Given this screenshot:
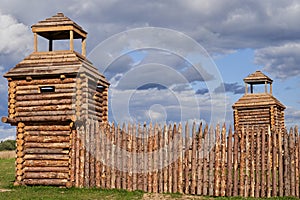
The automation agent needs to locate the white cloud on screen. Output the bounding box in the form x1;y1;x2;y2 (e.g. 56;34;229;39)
0;125;15;141
255;43;300;79
0;11;31;56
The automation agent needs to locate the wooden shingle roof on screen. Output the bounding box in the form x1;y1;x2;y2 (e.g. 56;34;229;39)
31;13;87;40
232;93;285;109
243;70;273;84
4;50;109;86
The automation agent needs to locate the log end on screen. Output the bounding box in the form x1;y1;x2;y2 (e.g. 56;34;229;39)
1;116;16;124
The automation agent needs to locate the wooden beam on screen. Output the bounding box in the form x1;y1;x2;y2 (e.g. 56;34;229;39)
70;30;74;51
34;33;38;52
82;38;86;57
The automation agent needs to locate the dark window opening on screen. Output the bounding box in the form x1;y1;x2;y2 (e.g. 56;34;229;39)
97;85;104;89
40;86;55;93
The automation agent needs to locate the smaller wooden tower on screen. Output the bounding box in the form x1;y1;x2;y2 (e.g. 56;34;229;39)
232;70;285;132
2;13;109;187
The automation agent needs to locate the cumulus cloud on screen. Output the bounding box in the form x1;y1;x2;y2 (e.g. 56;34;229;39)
0;11;32;65
255;43;300;79
285;106;300;127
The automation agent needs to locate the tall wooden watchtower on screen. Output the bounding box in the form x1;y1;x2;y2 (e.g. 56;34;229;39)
232;70;285;132
2;13;109;187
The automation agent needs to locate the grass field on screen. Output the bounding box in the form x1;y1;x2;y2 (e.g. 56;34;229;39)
0;158;299;200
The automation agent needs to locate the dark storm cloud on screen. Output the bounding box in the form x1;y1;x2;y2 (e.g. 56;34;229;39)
196;88;209;95
214;82;244;94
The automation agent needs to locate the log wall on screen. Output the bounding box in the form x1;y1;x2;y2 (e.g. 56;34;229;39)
64;122;300;198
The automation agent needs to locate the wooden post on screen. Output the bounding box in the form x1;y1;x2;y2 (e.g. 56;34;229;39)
172;124;178;193
289;128;295;196
82;38;86;57
255;128;261;198
233;129;239;196
294;127;299;197
177;123;183;194
226;126;233;196
214;124;221;196
220;124;226;197
196;123;203;195
272;127;277;197
34;32;38;52
15;122;25;186
203;125;209;196
143;123;148;192
70;30;74;51
184;122;189;194
249;127;255;197
284;128;290;196
163;124;168;193
132;124;137;191
148;123;153;193
208;126;214;196
49;39;53;51
191;122;197;195
245;127;249;197
239;127;245;197
261;128;266;197
278;128;283;196
266;126;272;198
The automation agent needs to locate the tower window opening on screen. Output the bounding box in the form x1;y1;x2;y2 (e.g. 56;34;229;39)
40;86;55;93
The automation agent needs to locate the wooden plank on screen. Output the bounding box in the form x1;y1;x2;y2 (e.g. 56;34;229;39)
132;124;137;191
249;127;255;197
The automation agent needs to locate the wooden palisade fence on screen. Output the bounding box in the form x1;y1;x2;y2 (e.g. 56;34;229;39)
71;122;300;197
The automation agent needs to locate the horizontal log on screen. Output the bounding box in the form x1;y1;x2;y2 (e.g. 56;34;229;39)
25;136;70;143
15;115;76;122
15;78;76;86
24;125;70;131
25;130;70;136
24;166;69;172
24;154;69;160
23;179;67;186
24;142;70;149
24;160;69;167
24;148;69;154
16;83;76;91
16;88;75;95
16;105;73;112
16;93;75;101
1;117;16;124
15;99;73;107
17;110;75;117
24;172;69;179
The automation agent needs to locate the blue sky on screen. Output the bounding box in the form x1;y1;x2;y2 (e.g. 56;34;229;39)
0;0;299;140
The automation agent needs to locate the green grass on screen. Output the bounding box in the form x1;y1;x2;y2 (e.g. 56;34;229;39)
0;158;143;200
0;158;299;199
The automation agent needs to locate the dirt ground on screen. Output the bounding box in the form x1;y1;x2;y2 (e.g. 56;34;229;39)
142;193;212;200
